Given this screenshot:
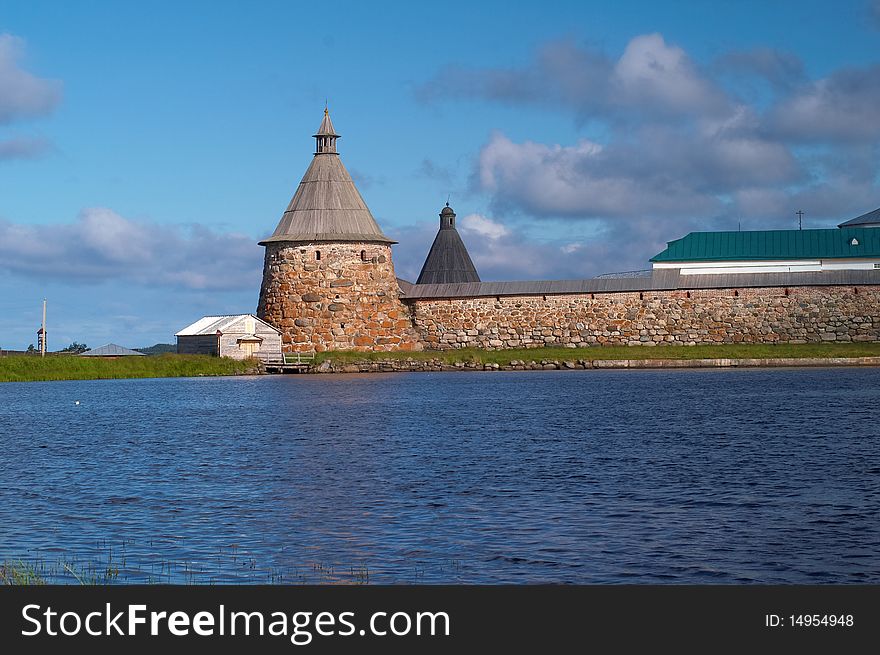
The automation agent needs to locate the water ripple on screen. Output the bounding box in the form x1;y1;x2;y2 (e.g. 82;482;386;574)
0;368;878;584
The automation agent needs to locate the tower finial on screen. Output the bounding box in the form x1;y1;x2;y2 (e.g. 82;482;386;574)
439;199;456;229
314;105;339;154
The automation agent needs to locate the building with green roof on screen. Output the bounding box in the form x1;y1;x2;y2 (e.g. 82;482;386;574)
651;222;880;276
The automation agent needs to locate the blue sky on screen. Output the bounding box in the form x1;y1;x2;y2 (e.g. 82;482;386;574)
1;0;879;348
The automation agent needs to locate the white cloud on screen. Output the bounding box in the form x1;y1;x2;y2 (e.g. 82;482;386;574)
0;33;61;125
713;47;805;91
0;208;262;290
459;212;510;240
766;65;880;142
612;33;728;116
419;32;880;229
418;33;734;122
472;127;873;229
0;135;52;160
475;131;763;219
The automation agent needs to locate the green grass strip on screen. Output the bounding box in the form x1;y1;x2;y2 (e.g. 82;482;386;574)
314;342;880;366
0;353;257;383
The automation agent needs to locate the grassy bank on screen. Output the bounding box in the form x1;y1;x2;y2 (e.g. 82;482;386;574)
0;353;258;383
314;342;880;366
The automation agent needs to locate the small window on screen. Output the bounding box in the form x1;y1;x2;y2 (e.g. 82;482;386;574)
851;238;859;246
361;250;367;261
316;251;321;260
874;263;880;269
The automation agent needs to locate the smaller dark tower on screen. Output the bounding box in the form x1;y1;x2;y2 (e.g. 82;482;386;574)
416;203;481;284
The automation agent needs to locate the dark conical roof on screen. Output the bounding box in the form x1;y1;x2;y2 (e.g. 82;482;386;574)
416;204;480;284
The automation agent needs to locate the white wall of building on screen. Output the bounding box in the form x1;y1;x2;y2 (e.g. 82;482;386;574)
653;258;880;275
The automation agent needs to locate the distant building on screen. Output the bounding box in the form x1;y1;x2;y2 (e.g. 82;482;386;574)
838;207;880;229
175;314;282;361
416;203;480;285
79;344;146;358
651;226;880;276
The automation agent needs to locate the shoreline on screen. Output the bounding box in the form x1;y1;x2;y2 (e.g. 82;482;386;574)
3;345;880;382
303;355;880;374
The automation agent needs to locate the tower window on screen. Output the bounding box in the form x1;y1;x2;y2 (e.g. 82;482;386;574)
316;251;321;260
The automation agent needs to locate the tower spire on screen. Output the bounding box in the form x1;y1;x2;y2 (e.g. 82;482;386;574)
314;106;339;154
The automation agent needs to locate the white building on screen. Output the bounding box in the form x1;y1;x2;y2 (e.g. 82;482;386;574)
176;314;282;361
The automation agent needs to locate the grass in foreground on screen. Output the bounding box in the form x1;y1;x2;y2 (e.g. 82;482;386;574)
0;353;258;383
0;561;45;585
314;342;880;366
1;554;373;585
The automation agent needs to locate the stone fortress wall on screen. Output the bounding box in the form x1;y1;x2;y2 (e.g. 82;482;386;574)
255;111;880;354
405;285;880;350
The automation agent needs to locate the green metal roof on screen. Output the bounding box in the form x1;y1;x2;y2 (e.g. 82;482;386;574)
650;228;880;263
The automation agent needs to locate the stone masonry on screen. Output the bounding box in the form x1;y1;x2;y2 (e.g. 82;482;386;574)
258;241;421;352
406;285;880;349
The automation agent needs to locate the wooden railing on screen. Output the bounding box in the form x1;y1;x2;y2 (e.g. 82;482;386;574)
256;351;316;366
283;352;316;365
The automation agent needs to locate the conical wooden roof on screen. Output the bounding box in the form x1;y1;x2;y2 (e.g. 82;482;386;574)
416;204;481;284
260;111;394;245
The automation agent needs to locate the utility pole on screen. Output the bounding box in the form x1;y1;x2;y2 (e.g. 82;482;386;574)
796;210;804;231
41;299;46;357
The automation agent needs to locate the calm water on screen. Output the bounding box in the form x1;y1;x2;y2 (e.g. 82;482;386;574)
1;368;878;584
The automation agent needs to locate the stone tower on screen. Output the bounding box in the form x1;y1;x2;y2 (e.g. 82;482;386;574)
257;110;421;352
